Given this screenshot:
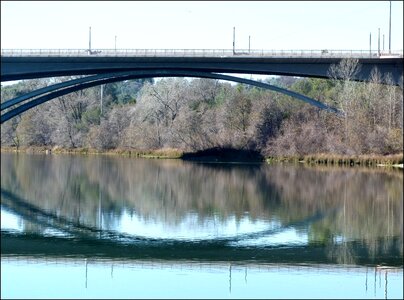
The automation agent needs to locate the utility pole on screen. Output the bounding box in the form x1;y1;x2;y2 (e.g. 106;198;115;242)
115;35;117;51
378;28;380;56
248;35;251;53
233;27;236;54
389;0;391;53
89;26;92;53
383;34;385;51
369;32;372;57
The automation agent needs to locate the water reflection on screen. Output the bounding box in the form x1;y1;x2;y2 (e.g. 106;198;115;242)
1;152;403;268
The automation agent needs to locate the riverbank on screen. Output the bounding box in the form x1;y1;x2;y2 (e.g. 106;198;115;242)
1;146;403;168
0;146;183;159
266;153;403;168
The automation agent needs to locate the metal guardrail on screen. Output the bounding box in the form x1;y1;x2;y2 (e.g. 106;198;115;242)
1;48;403;58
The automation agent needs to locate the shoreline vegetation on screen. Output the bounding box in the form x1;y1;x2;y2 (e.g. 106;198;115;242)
1;146;402;168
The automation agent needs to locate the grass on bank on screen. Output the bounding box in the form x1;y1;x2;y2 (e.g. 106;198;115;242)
0;146;183;159
1;146;402;167
266;153;403;167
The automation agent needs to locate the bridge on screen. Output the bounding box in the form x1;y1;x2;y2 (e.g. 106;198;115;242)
2;48;403;82
1;48;403;123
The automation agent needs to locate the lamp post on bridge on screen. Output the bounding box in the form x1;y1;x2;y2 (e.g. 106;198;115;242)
89;26;92;54
383;34;385;52
389;0;391;54
233;27;236;54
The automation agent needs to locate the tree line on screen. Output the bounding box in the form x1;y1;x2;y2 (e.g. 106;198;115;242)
1;58;403;157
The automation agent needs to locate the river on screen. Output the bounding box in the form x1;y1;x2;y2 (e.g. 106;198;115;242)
1;152;403;299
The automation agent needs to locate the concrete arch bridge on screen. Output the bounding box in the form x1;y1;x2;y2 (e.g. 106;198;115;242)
1;49;403;123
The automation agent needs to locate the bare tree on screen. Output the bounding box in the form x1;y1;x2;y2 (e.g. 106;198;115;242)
133;78;189;148
328;58;361;150
220;85;253;149
1;116;21;148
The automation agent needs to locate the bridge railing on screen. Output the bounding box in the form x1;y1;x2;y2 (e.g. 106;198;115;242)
1;48;403;58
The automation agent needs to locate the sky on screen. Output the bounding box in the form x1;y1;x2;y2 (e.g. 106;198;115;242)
1;1;403;51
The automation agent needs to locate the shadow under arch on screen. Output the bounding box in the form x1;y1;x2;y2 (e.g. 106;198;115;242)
1;70;343;123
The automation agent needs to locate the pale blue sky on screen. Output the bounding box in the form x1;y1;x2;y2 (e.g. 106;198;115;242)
1;1;403;51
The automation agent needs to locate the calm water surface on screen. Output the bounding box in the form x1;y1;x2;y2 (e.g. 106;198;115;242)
1;152;403;299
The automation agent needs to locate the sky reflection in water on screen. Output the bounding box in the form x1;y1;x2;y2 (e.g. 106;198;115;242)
2;257;403;299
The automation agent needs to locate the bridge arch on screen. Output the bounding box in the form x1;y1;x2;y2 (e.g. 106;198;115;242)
1;71;342;123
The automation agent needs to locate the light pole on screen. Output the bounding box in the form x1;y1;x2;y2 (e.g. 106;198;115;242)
378;28;380;56
233;27;236;54
389;0;391;53
383;34;385;52
115;35;117;51
248;35;251;53
89;26;92;53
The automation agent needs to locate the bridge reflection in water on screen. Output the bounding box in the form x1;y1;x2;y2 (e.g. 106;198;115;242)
1;152;403;298
1;183;402;266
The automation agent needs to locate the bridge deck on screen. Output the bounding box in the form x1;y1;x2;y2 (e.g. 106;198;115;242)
2;48;403;58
